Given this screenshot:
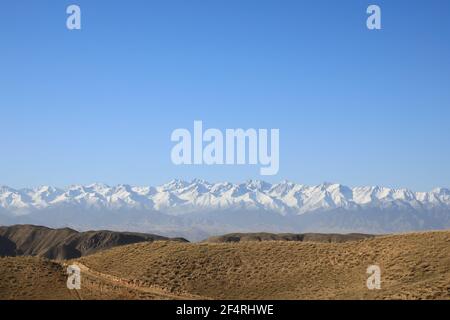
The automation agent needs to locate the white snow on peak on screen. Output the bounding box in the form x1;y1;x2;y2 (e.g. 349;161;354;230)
1;180;449;216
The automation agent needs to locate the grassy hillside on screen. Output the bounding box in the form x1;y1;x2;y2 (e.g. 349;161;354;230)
1;231;448;300
0;256;77;300
0;256;177;300
79;230;450;300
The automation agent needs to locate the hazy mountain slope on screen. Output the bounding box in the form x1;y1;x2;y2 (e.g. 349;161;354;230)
2;181;450;215
79;231;450;300
204;232;375;243
0;225;188;260
1;180;450;240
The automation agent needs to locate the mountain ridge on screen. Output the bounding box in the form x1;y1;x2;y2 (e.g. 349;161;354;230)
204;232;376;243
1;180;450;241
0;224;188;260
1;180;450;215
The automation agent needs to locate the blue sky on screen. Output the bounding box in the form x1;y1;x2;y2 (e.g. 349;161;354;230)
0;0;449;190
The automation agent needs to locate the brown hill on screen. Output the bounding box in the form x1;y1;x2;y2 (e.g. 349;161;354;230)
0;256;168;300
78;230;450;300
204;232;375;243
1;230;449;300
0;256;77;300
0;225;188;260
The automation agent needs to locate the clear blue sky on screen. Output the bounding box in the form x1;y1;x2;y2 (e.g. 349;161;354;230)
1;0;449;191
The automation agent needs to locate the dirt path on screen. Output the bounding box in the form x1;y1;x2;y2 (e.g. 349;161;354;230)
69;262;207;300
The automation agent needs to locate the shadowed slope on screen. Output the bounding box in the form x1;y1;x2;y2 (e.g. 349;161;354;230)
0;235;17;257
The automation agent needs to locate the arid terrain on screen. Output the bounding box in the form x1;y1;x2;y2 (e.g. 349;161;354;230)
0;229;449;300
0;225;187;260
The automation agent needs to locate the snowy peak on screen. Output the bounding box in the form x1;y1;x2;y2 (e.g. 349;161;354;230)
1;180;449;216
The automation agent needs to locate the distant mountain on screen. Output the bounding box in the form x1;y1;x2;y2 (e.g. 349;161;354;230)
204;232;375;243
1;180;449;241
0;225;187;260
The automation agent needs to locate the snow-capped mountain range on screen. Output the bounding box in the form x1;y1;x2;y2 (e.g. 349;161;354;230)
1;180;449;240
1;180;449;215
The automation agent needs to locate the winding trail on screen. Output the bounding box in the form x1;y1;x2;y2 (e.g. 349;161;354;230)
69;262;208;300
